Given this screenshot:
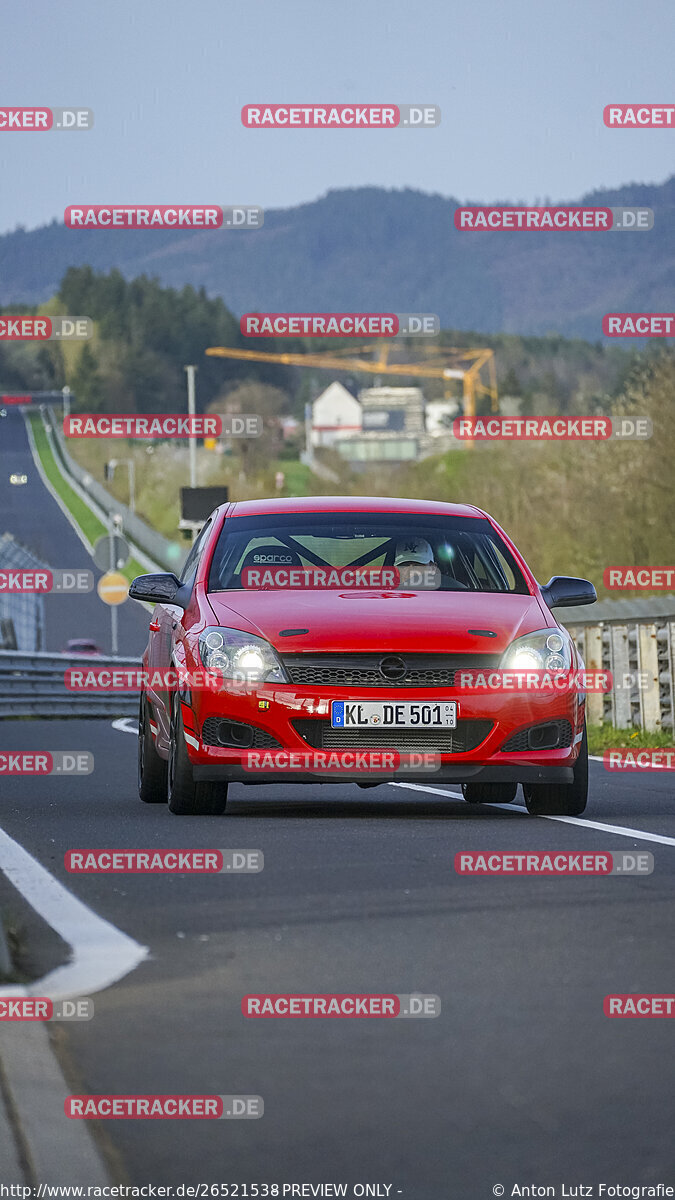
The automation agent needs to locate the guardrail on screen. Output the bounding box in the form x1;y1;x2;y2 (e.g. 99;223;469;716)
0;650;140;719
45;406;186;573
3;609;675;731
562;600;675;733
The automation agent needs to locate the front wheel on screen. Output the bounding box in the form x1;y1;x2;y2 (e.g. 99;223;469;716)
523;724;588;816
167;700;228;816
138;693;167;803
461;782;517;804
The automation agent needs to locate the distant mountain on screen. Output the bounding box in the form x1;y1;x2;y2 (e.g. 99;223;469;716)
1;179;674;340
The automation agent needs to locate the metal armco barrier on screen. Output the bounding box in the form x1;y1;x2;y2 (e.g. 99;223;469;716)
2;615;674;729
561;597;675;732
45;406;186;573
0;650;140;718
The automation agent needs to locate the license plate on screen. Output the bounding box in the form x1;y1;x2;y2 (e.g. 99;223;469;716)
331;701;457;729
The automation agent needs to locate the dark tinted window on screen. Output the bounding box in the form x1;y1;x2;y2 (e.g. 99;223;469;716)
180;517;213;584
208;512;528;594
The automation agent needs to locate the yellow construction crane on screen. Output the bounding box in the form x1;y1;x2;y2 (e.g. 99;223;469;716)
205;340;498;418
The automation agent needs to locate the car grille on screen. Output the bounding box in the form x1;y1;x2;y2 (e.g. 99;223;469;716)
292;718;493;754
201;718;282;749
501;720;573;752
281;653;501;689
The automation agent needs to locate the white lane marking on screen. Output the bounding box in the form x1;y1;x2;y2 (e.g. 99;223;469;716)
391;782;463;799
112;716;138;735
0;825;149;1000
390;782;675;847
111;719;675;848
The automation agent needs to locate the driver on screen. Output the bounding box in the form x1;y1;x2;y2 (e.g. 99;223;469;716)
393;538;440;589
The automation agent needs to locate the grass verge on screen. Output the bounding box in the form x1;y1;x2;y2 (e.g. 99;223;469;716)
587;723;674;754
27;413;147;582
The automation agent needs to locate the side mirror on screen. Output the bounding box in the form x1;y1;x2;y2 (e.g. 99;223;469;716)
540;576;597;609
128;572;190;607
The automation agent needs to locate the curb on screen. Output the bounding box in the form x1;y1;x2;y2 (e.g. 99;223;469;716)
0;824;148;1182
0;1023;110;1184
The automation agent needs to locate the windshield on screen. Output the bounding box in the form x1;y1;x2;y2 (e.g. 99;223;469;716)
207;512;529;594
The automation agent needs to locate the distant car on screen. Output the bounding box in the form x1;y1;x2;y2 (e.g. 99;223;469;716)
9;473;27;485
130;495;596;818
63;638;102;657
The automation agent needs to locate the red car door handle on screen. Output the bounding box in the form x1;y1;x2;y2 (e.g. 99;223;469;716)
149;620;160;631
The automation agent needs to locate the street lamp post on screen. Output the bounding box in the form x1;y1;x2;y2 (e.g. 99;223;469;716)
184;365;198;489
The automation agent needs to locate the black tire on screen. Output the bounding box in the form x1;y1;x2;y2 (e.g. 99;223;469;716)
167;699;228;816
461;782;518;804
523;724;588;816
138;693;168;804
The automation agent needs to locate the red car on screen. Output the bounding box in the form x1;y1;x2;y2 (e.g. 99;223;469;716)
129;496;596;817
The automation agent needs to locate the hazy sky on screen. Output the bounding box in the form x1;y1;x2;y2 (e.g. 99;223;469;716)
1;0;674;234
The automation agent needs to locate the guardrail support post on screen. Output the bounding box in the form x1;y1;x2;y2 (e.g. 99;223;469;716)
637;623;661;731
610;625;632;728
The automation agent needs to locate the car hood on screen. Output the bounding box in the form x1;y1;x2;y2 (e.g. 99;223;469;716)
205;590;548;655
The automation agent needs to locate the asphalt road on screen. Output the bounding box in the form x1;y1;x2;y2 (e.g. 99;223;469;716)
1;715;674;1196
1;410;674;1193
0;406;149;654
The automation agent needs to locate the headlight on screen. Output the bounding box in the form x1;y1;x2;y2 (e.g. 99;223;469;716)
500;628;572;672
198;627;288;684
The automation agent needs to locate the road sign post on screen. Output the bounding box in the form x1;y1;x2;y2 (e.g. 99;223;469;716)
94;527;130;655
97;568;129;655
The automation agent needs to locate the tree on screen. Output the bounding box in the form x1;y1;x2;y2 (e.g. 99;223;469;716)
208;381;289;477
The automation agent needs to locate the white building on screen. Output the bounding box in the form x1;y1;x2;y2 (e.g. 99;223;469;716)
311;381;362;447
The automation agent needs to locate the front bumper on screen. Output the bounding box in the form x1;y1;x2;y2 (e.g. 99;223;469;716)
193;762;575;785
179;678;584;787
